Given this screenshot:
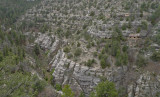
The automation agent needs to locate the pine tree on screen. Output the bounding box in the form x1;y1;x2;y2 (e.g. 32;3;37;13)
34;44;40;56
90;80;118;97
62;85;74;97
0;51;3;62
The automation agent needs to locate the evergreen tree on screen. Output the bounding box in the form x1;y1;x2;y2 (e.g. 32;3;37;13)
62;85;74;97
90;80;118;97
34;44;40;56
0;51;3;62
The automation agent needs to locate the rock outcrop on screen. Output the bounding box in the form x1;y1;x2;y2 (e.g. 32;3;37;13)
51;50;160;97
34;33;60;56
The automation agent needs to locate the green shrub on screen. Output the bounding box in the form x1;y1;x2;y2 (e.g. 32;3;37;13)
84;33;91;40
33;80;45;92
74;48;82;57
100;58;110;69
34;44;40;56
90;80;118;97
150;6;160;25
90;11;95;16
136;54;147;67
100;58;106;69
87;43;91;48
115;51;128;66
122;45;128;52
79;92;85;97
141;21;148;30
65;30;71;38
115;58;122;66
77;42;81;47
55;83;62;91
67;53;73;59
93;52;98;57
62;85;74;97
51;68;55;74
111;40;120;56
98;53;107;60
64;47;70;53
137;27;141;33
122;24;127;30
140;2;149;11
83;24;87;29
153;33;160;45
0;51;3;62
85;59;96;67
151;51;160;62
98;13;105;20
151;2;159;9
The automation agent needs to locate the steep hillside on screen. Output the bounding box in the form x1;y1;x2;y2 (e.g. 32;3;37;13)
0;0;59;97
1;0;160;97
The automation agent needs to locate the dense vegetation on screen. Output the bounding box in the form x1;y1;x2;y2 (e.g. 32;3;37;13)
0;0;41;27
0;48;46;96
90;80;118;97
62;85;75;97
150;5;160;25
0;0;46;96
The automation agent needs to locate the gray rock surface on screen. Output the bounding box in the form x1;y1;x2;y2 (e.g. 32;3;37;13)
51;50;160;97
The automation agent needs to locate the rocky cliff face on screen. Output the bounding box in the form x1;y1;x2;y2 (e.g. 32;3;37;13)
30;32;160;97
49;49;160;97
132;73;160;97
